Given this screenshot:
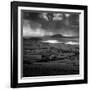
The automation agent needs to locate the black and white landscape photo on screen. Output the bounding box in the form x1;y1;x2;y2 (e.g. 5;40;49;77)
22;10;80;77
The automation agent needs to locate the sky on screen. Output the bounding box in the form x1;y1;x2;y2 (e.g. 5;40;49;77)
22;10;80;37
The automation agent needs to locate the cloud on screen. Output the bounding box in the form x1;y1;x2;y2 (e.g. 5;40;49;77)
65;14;70;18
22;11;79;37
40;13;63;21
23;20;54;37
53;13;63;21
39;13;49;21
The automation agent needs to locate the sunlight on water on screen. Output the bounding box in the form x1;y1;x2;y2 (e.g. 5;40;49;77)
42;40;60;43
42;40;79;45
65;41;79;45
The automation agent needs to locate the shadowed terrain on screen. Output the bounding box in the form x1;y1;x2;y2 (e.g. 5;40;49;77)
23;34;79;77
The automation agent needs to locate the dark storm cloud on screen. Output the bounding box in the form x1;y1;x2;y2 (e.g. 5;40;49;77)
22;11;80;37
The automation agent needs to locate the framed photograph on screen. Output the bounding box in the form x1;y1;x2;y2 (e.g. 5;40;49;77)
11;1;88;88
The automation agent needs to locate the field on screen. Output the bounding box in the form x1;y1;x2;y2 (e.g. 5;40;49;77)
23;37;79;77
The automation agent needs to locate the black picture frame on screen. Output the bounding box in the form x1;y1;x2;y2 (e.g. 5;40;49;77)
11;1;88;88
